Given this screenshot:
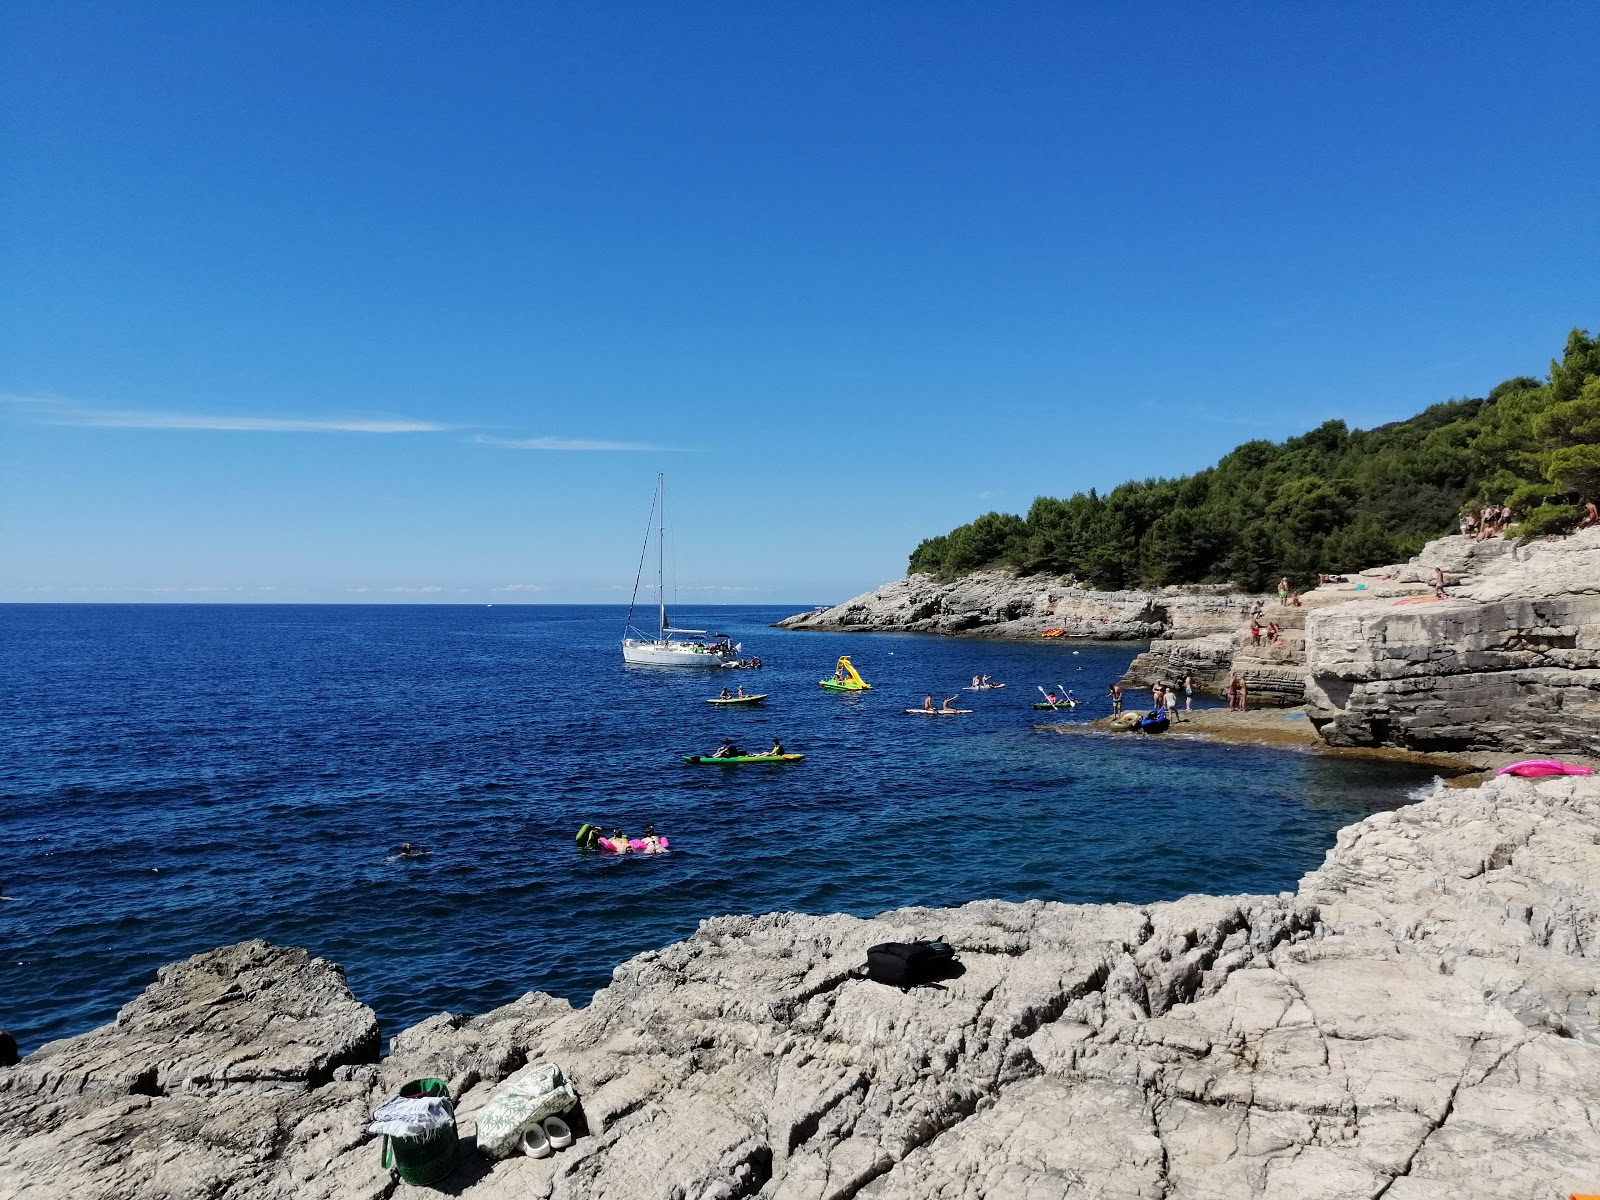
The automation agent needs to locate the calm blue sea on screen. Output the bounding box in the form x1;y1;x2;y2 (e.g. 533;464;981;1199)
0;605;1443;1054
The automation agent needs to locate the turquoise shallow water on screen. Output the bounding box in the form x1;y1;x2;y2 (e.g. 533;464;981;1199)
0;604;1444;1053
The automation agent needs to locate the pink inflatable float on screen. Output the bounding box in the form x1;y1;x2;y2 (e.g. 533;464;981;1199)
1496;759;1593;778
599;836;670;854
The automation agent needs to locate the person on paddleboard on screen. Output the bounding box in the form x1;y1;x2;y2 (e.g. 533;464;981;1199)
923;694;936;711
719;687;731;700
941;695;959;712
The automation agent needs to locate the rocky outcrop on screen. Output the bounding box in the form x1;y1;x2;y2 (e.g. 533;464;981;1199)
5;776;1599;1199
777;572;1261;641
1307;529;1600;755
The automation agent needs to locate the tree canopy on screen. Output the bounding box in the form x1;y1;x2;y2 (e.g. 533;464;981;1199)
908;327;1600;592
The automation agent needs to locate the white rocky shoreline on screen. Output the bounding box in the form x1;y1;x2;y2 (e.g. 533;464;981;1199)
3;771;1598;1199
781;529;1600;759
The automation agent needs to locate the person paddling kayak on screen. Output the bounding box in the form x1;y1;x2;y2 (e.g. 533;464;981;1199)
711;738;744;759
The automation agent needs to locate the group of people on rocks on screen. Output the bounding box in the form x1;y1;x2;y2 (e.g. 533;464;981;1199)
1462;504;1515;541
1249;617;1285;647
1109;677;1193;721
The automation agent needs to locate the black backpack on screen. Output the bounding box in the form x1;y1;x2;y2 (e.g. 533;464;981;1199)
864;939;958;989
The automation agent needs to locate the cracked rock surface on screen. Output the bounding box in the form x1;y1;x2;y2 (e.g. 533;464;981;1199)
3;776;1597;1199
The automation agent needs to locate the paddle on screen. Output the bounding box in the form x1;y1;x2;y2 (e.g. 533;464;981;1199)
1057;683;1076;707
1036;685;1063;709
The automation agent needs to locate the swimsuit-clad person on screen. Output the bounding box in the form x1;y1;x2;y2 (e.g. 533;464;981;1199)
712;739;741;759
609;829;632;854
641;824;665;853
768;738;784;757
941;695;958;712
1109;683;1123;713
719;687;731;700
923;694;936;711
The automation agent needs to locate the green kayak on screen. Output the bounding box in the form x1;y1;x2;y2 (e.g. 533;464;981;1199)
706;694;768;705
684;753;805;764
1032;701;1078;710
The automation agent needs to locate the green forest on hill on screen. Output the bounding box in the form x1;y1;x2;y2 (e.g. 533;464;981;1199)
907;327;1600;592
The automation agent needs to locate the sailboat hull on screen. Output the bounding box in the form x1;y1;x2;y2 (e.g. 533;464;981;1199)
622;640;736;667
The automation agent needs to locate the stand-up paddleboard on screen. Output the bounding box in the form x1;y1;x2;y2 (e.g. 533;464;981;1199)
706;694;768;705
904;708;973;715
1496;758;1593;777
964;683;1005;690
684;753;805;764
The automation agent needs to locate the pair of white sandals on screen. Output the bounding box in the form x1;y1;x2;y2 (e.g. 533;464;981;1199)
520;1115;574;1158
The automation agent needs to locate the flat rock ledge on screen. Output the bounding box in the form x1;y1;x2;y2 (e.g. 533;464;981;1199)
5;776;1599;1199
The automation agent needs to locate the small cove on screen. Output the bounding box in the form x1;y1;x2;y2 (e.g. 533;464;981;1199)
0;604;1446;1053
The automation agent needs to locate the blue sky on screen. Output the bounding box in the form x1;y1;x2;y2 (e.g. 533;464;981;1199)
2;2;1596;603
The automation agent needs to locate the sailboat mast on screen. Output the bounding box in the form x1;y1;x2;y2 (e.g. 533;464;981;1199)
657;473;666;637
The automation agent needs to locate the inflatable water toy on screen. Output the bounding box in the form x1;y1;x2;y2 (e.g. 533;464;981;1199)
1107;711;1144;730
904;708;973;715
1496;759;1593;778
706;694;768;705
1139;711;1170;734
684;753;805;764
599;836;670;853
819;656;871;691
1040;629;1065;637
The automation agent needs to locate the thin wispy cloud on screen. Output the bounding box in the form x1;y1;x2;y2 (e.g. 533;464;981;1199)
494;583;544;592
386;585;444;593
471;434;664;452
1;394;445;433
69;412;446;433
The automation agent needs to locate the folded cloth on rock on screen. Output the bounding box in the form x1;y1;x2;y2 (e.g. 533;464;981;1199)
368;1096;456;1139
475;1062;579;1159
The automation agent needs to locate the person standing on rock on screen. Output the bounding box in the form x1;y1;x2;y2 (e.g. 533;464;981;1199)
1238;675;1249;711
1276;578;1290;606
1108;682;1123;713
1183;674;1194;712
1163;685;1180;724
1433;566;1446;599
1227;674;1242;711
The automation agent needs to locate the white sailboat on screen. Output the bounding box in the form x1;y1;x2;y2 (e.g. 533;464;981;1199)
622;474;739;667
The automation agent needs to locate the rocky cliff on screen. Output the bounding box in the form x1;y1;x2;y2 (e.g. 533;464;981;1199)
777;572;1261;641
1305;528;1600;756
5;773;1598;1199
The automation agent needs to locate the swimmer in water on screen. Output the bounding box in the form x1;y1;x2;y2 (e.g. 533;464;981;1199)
395;843;429;858
641;824;665;853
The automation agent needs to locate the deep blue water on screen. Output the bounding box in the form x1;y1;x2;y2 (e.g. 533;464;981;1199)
0;605;1443;1054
